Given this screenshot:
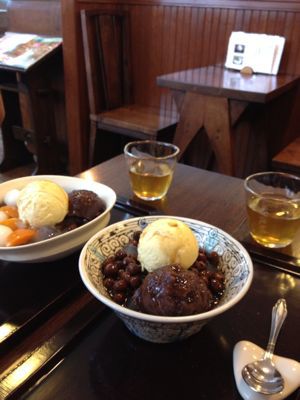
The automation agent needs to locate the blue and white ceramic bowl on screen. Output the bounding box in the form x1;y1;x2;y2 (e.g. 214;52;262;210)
79;216;253;343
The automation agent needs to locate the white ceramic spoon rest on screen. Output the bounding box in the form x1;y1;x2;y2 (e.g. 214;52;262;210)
233;340;300;400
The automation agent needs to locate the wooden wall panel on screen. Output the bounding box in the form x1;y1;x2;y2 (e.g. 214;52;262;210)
8;0;62;35
62;0;300;173
125;5;300;110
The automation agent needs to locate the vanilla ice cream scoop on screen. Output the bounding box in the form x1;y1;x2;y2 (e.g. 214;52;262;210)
17;180;69;228
137;218;199;272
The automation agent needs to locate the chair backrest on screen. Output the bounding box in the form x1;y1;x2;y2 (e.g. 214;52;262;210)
81;9;133;115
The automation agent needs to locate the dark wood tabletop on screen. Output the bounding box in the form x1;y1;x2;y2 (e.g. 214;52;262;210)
157;64;300;103
0;155;299;400
157;64;300;178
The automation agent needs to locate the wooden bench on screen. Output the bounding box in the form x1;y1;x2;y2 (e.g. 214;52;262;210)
272;137;300;174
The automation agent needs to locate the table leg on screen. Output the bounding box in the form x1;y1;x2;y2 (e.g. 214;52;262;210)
0;90;33;171
203;95;235;176
173;92;235;176
172;92;205;155
21;70;62;175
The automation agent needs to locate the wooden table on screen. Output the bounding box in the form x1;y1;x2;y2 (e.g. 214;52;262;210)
0;155;300;399
0;47;64;174
157;65;300;177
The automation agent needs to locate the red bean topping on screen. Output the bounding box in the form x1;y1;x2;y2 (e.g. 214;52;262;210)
103;278;114;289
115;250;126;260
115;260;124;269
113;279;128;292
206;270;214;279
119;270;131;282
194;260;206;271
212;271;225;282
103;263;119;277
113;292;126;304
207;251;219;267
199;271;209;285
197;253;207;262
129;276;141;288
99;230;225;309
118;268;125;277
123;256;134;266
132;231;142;242
126;262;141;276
217;271;225;280
102;256;115;266
210;278;224;294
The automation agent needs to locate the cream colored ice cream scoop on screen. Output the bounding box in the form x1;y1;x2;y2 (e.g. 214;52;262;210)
17;180;69;228
137;218;199;272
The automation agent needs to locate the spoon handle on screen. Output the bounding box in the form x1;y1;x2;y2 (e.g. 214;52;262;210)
263;298;287;361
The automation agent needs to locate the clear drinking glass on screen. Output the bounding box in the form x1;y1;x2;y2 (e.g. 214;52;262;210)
244;171;300;248
124;140;180;201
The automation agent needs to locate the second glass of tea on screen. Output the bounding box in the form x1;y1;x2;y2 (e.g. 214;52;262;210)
244;171;300;248
124;140;180;201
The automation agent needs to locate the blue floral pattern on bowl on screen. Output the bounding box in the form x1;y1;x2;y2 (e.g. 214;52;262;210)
79;216;253;343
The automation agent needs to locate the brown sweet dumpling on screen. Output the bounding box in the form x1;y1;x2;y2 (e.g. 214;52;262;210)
68;190;106;220
131;264;213;316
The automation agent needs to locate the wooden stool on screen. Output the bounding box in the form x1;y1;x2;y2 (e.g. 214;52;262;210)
272;137;300;174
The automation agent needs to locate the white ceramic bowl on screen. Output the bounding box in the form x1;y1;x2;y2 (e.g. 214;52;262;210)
79;215;253;343
0;175;116;263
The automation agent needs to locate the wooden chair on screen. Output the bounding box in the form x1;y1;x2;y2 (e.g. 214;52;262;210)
272;137;300;174
81;9;177;166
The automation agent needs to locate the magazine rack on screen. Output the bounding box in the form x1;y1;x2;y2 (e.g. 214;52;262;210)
0;34;63;174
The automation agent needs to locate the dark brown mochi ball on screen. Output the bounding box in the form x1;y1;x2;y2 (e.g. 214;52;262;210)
131;264;213;316
68;190;106;220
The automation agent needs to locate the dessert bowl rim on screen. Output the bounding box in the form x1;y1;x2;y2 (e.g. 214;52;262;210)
0;174;117;251
79;215;254;323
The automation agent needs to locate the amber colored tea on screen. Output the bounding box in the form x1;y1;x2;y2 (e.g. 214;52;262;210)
247;193;300;248
129;161;173;200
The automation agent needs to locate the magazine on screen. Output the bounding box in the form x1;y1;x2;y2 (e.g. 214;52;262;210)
0;32;62;71
225;32;285;75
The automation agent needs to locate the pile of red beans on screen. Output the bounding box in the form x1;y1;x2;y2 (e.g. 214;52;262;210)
102;231;144;304
101;231;225;306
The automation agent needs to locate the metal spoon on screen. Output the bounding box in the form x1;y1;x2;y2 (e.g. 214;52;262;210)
242;298;288;395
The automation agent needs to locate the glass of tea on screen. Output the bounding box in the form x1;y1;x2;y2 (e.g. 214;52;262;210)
124;140;180;201
244;171;300;248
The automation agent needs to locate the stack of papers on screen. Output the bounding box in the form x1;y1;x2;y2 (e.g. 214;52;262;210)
0;32;62;71
225;32;285;75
